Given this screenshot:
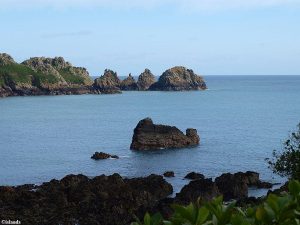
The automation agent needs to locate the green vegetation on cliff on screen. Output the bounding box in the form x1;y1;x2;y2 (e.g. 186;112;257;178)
0;63;60;87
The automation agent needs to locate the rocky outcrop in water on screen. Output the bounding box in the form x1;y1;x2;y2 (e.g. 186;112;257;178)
91;152;119;160
163;171;175;177
1;52;208;98
149;66;207;91
137;69;156;90
93;69;122;94
130;118;200;150
120;73;138;90
0;173;173;225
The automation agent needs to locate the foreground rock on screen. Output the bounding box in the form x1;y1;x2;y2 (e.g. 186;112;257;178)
130;118;200;150
0;174;173;225
149;66;207;91
93;69;122;94
137;69;156;90
176;178;220;204
91;152;119;160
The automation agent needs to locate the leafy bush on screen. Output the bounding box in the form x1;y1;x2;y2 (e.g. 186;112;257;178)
133;180;300;225
268;123;300;180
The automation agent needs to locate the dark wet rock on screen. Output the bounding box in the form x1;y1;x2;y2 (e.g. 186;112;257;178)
163;171;175;177
130;118;200;150
236;196;262;207
0;173;172;225
215;173;248;201
149;66;207;91
184;172;205;180
137;69;156;90
176;178;220;204
91;152;119;160
93;69;122;94
257;181;273;189
120;73;138;90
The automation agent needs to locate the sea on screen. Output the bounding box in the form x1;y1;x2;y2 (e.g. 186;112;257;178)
1;75;300;196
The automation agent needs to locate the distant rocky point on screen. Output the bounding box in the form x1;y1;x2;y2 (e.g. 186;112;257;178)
149;66;207;91
130;117;200;150
0;53;207;97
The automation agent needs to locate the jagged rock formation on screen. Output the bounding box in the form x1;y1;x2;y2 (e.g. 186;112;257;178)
0;173;173;225
0;53;16;66
0;53;94;97
149;66;207;91
137;69;156;90
93;69;122;94
22;56;93;87
1;52;208;98
120;73;138;90
130;118;200;150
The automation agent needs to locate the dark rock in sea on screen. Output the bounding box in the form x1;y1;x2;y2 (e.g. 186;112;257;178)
215;172;248;201
0;173;173;225
163;171;175;177
120;73;138;90
149;66;207;91
137;69;156;90
91;151;119;160
176;178;220;204
257;181;273;189
93;69;122;94
184;172;205;180
130;117;200;150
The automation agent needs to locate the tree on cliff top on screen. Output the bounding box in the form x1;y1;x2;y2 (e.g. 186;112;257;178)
268;123;300;180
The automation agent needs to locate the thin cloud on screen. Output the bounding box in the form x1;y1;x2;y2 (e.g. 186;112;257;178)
0;0;299;11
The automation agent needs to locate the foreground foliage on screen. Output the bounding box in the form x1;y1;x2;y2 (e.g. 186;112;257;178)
268;123;300;180
132;180;300;225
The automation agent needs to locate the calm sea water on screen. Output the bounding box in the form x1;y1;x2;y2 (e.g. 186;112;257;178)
0;76;300;195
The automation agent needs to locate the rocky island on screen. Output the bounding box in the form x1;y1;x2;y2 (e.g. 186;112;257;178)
130;118;200;150
0;53;207;97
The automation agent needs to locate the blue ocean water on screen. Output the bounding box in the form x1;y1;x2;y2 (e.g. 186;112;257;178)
0;75;300;195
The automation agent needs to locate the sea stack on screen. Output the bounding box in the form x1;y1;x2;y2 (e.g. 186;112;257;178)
130;118;200;150
149;66;206;91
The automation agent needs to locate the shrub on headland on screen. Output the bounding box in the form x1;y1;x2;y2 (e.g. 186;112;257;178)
132;180;300;225
268;123;300;180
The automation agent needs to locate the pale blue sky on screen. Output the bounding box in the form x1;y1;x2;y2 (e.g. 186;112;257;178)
0;0;299;76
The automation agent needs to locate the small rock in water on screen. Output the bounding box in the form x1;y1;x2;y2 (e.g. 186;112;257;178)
184;172;205;180
163;171;175;177
91;152;119;160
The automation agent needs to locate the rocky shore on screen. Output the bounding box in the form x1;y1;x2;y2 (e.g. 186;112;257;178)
0;171;276;225
0;53;207;98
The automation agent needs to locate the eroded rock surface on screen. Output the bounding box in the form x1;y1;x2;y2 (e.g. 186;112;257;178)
130;118;200;150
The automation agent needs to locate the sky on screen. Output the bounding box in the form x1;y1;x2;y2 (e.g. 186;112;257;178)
0;0;299;76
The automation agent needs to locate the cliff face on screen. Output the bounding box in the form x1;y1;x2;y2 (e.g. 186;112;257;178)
149;66;207;91
0;53;93;97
